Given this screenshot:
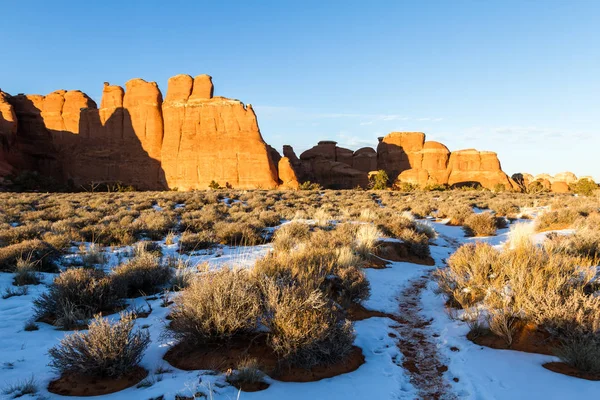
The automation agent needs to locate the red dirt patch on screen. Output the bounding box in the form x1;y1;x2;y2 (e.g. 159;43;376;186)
467;323;559;356
374;241;435;266
543;362;600;381
164;335;365;383
48;367;147;396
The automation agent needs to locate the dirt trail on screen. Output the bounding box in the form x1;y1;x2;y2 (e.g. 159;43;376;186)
392;232;460;399
393;272;456;400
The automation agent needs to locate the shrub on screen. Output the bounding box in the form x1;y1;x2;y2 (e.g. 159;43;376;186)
179;231;216;253
48;312;150;378
263;280;355;368
169;269;262;345
13;257;41;286
436;203;473;225
535;208;581;231
396;228;431;258
272;222;311;252
370;170;389;190
214;222;264;246
555;334;600;374
569;179;598;197
225;358;266;389
299;181;322;190
34;268;124;329
1;376;38;398
463;212;497;237
354;224;381;258
112;253;172;297
0;240;59;272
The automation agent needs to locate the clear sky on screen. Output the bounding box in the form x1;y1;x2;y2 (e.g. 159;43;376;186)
2;0;598;180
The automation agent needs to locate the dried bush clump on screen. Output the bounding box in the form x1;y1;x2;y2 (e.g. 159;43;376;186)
48;312;150;378
34;268;125;329
169;269;263;344
263;280;355;368
463;212;498;237
112;253;172;297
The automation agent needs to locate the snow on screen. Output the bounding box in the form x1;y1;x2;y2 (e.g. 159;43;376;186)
0;211;596;399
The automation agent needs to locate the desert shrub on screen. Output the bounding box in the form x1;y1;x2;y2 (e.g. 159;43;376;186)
34;268;124;329
0;240;59;272
434;242;502;307
179;231;216;253
13;257;41;286
436;203;474;225
569;178;598;197
409;203;433;219
488;200;519;217
112;253;172;297
169;269;262;344
79;244;107;268
42;232;72;252
48;312;150;378
354;224;382;258
535;208;582;231
331;265;371;307
377;215;415;238
272;222;311;252
370;170;389;190
133;211;175;240
555;334;600;374
463;212;497;237
299;181;322;190
225;357;266;389
132;240;163;257
263;280;355;368
214;221;264;246
396;228;431;258
258;210;281;227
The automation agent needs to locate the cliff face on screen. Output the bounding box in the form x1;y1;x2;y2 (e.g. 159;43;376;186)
1;74;279;190
0;91;17;176
161;74;279;190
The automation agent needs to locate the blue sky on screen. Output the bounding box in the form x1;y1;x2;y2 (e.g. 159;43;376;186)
2;0;599;179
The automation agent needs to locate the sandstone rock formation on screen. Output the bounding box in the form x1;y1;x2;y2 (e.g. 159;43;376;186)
278;157;299;189
161;74;278;190
377;132;425;180
446;149;517;190
0;91;17;177
1;74;279;190
512;172;596;193
296;141;369;189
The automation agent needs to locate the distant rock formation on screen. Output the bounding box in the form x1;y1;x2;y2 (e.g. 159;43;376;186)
512;171;596;193
445;149;517;190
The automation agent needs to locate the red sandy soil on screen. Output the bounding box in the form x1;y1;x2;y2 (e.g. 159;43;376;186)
164;335;365;384
467;323;559;356
543;362;600;381
48;367;147;396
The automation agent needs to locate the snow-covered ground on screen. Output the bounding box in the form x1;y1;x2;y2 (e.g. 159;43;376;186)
0;213;596;399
